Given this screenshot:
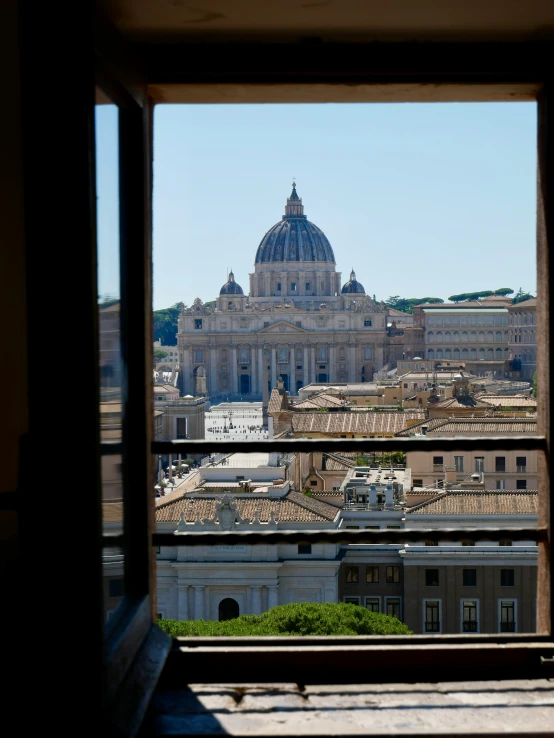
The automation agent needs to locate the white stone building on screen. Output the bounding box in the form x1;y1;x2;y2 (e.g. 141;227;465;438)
177;184;388;401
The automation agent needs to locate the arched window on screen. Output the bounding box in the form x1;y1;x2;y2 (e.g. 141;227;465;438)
453;331;459;342
470;331;477;342
487;348;494;359
436;349;443;359
496;348;503;359
427;349;435;359
461;331;468;343
495;330;502;341
445;348;452;359
219;598;240;621
436;331;443;343
195;349;203;363
470;348;477;359
364;346;372;360
478;331;485;343
479;348;485;360
445;331;451;343
504;348;509;358
240;347;249;362
453;348;460;359
427;332;434;343
461;348;468;359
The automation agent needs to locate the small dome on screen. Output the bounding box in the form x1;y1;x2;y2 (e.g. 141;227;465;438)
341;269;365;294
219;271;244;295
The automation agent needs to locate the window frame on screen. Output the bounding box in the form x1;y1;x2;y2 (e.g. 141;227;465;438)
21;14;554;733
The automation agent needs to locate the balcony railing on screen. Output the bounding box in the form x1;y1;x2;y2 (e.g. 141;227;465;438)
500;622;516;633
462;621;478;632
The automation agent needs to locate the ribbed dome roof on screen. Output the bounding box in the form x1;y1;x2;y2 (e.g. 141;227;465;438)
254;184;335;264
341;269;365;294
219;271;244;295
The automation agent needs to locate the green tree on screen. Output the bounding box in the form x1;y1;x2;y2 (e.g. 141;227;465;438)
532;372;537;399
512;288;535;305
153;302;185;345
154;349;168;361
157;602;413;636
494;287;514;296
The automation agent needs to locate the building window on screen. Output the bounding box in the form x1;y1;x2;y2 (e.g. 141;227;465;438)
463;569;477;587
433;456;444;467
454;456;464;472
386;598;402;619
424;600;441;633
516;479;527;490
499;600;517;633
364;346;372;360
194;349;203;362
305;282;311;290
298;543;312;555
345;566;359;583
296;321;302;328
291;282;297;291
501;569;515;587
499;539;513;546
387;525;401;530
386;566;400;583
194;319;202;329
425;569;439;586
264;322;269;328
366;566;379;583
277;282;281;291
310;480;318;486
364;319;372;327
475;457;485;472
343;597;360;605
109;578;124;598
462;540;475;546
413;479;423;487
495;456;506;472
364;597;380;613
496;480;505;490
462;600;479;633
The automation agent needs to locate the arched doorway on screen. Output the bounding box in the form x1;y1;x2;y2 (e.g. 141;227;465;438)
218;597;240;621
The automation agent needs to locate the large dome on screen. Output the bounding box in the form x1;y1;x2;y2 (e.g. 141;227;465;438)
254;184;335;265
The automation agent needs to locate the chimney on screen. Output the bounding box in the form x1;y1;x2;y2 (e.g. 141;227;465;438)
368;485;378;506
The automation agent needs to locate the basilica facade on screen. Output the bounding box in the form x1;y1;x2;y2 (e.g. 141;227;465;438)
177;184;388;400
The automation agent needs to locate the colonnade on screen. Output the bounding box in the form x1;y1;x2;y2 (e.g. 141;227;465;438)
177;583;280;620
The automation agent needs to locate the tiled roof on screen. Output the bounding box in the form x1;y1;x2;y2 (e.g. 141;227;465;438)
408;490;538;515
103;501;123;523
508;297;537;309
293;392;347;410
292;411;425;436
155;490;339;523
268;388;288;414
431;396;492;409
475;394;537;408
396;416;537;436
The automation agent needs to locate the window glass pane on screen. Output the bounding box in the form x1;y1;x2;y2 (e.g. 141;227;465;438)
96;86;125;619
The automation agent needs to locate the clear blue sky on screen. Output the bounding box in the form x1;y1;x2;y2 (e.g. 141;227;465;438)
96;103;537;311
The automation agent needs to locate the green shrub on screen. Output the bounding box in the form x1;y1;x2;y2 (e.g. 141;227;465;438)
157;602;413;637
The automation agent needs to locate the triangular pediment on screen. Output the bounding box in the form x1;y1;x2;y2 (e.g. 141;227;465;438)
257;320;309;334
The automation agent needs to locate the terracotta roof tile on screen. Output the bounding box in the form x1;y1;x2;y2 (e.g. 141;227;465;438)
407;490;538;515
292;411;425;436
396;417;537;436
155;490;339;523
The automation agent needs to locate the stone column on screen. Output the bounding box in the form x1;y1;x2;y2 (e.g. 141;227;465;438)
251;585;262;615
231;346;238;396
177;585;189;620
193;585;205;620
289;347;295;394
303;346;309;387
267;585;279;609
258;346;263;396
271;346;277;389
182;346;192;395
349;343;356;383
210;345;217;396
328;344;334;382
310;345;316;382
251;343;257;396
